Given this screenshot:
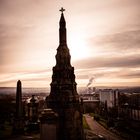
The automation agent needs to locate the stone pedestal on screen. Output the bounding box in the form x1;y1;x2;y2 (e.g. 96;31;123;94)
13;118;24;134
40;109;58;140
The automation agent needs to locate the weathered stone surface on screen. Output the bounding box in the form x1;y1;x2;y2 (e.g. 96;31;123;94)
40;109;58;140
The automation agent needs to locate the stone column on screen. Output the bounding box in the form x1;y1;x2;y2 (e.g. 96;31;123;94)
13;80;24;134
40;109;58;140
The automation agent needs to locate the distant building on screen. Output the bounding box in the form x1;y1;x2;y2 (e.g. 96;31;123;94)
80;87;99;113
82;87;99;100
117;92;140;139
99;89;119;108
46;8;84;140
118;93;140;121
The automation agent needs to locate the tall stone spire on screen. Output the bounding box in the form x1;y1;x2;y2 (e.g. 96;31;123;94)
59;9;66;45
51;8;77;97
47;8;84;140
56;8;71;67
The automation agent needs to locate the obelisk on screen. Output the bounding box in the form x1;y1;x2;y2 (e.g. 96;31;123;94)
16;80;22;118
13;80;24;134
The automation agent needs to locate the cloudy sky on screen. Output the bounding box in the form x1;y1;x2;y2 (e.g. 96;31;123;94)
0;0;140;87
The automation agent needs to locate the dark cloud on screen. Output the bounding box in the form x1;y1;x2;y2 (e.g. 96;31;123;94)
74;54;140;69
0;23;33;49
76;74;88;79
0;23;33;37
94;69;140;79
120;70;140;78
89;29;140;52
0;69;51;85
0;23;36;68
0;0;52;19
0;77;49;84
75;68;140;82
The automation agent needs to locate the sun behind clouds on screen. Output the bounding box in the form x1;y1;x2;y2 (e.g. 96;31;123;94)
68;32;90;60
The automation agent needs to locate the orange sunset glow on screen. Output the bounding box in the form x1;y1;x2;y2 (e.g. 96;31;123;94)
0;0;140;87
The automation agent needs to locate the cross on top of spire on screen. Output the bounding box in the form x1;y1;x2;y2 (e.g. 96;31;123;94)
59;7;65;13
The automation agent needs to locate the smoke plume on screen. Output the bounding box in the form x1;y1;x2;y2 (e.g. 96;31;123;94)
87;77;95;87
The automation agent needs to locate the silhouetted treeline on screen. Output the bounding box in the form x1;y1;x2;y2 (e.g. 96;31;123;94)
119;87;140;93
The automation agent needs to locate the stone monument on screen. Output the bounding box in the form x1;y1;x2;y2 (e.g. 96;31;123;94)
47;8;84;140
